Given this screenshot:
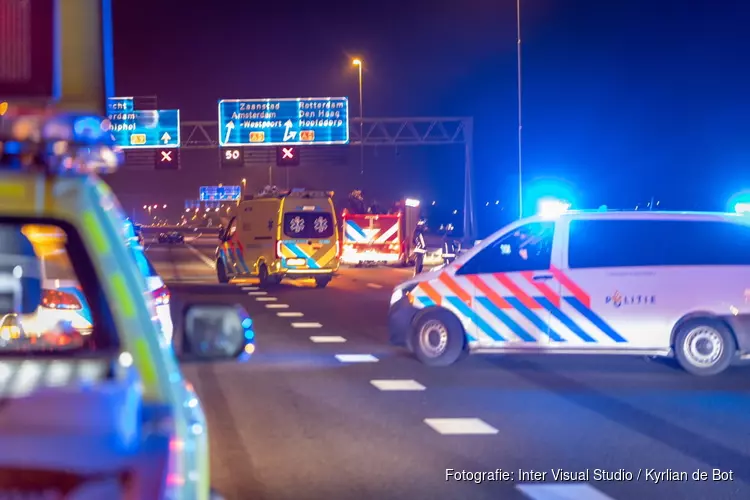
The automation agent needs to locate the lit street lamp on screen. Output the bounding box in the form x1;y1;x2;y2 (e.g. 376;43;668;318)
352;58;364;176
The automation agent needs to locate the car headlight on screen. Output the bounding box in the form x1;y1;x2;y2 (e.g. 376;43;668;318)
390;288;404;306
390;283;417;306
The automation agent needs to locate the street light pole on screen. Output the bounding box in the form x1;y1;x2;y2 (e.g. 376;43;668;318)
516;0;524;218
353;58;364;176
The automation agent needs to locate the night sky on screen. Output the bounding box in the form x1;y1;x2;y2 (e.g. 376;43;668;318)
112;0;750;233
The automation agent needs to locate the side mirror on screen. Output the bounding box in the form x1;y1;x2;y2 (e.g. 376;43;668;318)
181;303;254;361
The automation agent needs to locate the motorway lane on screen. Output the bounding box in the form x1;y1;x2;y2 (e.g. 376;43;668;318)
147;243;750;500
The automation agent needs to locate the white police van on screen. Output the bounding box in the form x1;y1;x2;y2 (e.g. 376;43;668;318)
388;210;750;375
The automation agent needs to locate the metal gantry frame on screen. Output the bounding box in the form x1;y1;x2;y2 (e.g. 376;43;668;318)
180;117;475;240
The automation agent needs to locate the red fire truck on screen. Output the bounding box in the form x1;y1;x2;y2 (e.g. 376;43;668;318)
341;198;421;266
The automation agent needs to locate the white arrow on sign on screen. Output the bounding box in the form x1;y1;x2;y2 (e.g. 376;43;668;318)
224;121;235;144
282;119;297;142
161;132;171;144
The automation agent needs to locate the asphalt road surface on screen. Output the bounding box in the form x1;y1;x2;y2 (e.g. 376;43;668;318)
147;238;750;500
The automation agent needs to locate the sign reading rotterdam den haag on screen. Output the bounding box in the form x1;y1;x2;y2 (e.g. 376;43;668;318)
218;97;349;147
107;97;181;149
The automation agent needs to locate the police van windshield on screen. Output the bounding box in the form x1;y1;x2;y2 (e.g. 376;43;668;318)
283;212;334;239
0;222;117;356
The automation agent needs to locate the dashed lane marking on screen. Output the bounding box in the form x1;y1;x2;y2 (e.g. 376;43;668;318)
370;379;425;391
366;283;383;289
185;244;216;270
335;354;379;363
256;297;277;302
291;322;322;328
278;312;304;317
242;286;259;291
423;418;498;435
310;336;347;343
247;291;267;296
265;304;289;309
516;484;616;500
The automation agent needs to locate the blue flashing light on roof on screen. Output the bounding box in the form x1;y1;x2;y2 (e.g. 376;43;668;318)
537;198;571;218
0;110;122;174
734;202;750;214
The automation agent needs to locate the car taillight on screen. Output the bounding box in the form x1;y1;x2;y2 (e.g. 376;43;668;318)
276;240;283;258
152;285;170;306
41;289;82;310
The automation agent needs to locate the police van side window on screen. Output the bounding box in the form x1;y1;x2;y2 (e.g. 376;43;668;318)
568;219;750;268
457;222;554;275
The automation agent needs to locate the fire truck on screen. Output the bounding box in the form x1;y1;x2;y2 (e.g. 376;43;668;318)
341;198;421;266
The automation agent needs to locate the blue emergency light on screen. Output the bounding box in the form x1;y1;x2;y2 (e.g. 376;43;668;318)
0;111;121;174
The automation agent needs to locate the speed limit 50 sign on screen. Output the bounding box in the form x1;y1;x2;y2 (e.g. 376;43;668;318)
220;147;244;168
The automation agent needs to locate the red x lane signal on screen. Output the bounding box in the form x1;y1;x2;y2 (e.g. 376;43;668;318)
155;148;180;169
276;146;300;166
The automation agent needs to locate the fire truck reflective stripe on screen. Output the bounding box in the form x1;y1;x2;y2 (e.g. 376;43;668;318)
475;297;536;342
438;273;471;305
492;273;542;310
535;297;596;343
374;222;399;244
416;282;443;306
564;297;628;343
283;242;320;269
502;297;565;342
550;265;591;308
467;275;512;308
444;297;488;342
520;271;561;307
345;221;367;242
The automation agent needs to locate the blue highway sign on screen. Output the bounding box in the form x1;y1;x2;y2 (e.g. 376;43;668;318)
108;109;180;149
107;97;134;113
200;185;242;202
218;97;349;147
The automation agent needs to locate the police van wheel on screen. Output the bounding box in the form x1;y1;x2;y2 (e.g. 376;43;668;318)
216;260;229;283
412;310;466;367
674;319;736;376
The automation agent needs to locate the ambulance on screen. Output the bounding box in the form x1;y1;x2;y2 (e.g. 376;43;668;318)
389;209;750;376
216;187;341;288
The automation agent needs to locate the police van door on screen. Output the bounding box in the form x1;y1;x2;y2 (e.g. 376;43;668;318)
454;221;556;348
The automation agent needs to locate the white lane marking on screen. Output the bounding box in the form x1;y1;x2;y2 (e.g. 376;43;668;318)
247;291;267;296
370;379;425;391
516;484;616;500
335;354;378;363
242;286;259;291
256;297;277;302
423;418;498;435
291;322;322;328
185;244;216;270
265;304;289;309
310;336;347;343
366;283;383;289
278;312;304;317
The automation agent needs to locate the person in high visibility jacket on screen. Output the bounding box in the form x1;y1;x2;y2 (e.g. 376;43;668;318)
412;219;427;275
441;223;460;265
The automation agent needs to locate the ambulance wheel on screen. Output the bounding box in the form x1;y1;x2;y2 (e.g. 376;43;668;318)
315;276;331;288
412;309;466;366
674;319;736;376
216;260;228;283
258;263;273;288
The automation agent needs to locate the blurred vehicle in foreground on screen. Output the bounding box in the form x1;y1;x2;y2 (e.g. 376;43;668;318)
0;110;254;499
390;208;750;376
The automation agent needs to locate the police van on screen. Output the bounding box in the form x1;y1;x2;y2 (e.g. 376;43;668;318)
216;188;340;288
388;210;750;376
